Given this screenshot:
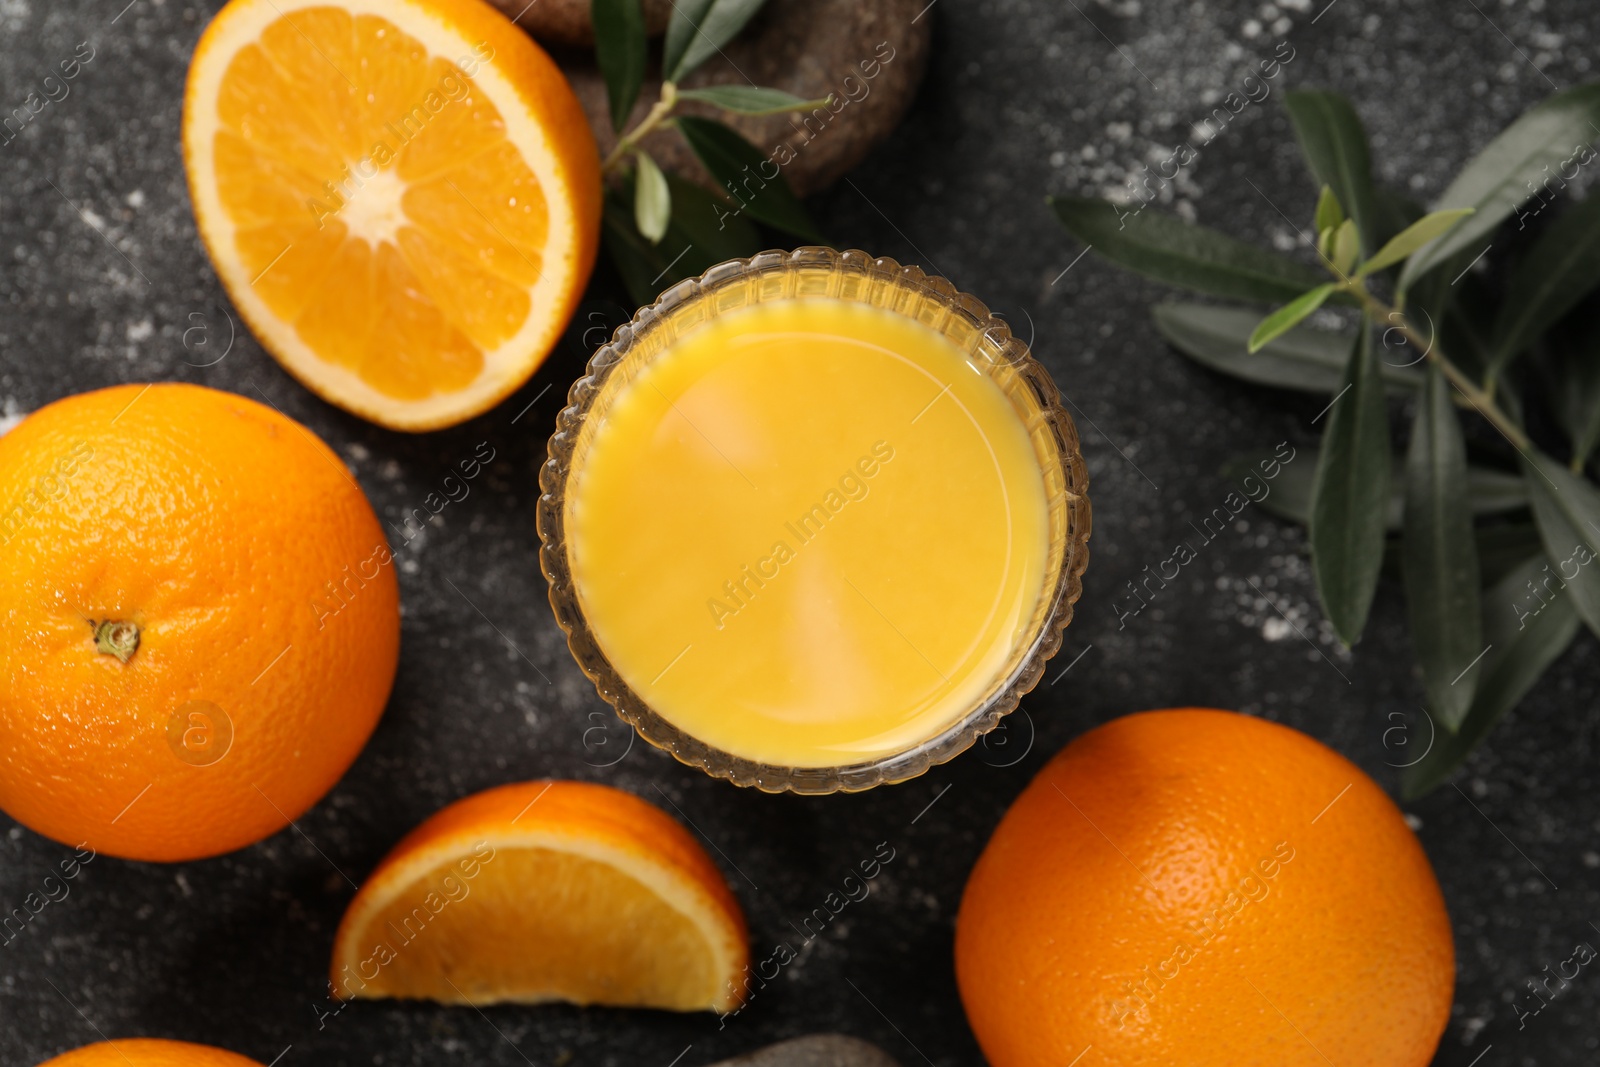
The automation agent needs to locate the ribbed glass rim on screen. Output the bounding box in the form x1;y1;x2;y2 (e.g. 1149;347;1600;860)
537;247;1091;793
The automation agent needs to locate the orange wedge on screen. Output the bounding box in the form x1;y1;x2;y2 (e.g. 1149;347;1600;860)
329;780;749;1012
183;0;601;431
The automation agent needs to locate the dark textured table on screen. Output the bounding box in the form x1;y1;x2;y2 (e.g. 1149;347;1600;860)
3;0;1599;1064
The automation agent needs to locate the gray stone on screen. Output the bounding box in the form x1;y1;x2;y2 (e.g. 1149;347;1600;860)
482;0;673;47
561;0;932;197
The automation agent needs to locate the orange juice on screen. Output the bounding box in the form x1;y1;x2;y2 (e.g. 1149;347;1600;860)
564;297;1054;769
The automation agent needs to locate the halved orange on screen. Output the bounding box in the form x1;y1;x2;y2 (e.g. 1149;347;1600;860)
38;1039;265;1066
183;0;601;430
330;780;749;1012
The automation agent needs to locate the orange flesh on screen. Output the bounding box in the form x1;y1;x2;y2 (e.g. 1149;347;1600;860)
353;847;719;1008
212;7;548;399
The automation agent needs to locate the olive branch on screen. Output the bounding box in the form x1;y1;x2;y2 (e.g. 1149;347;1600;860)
591;0;827;304
1054;86;1600;795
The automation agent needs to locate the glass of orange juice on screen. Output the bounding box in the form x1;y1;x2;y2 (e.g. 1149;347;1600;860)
539;248;1090;792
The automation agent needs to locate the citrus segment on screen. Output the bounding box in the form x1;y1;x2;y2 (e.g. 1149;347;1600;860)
330;781;748;1012
184;0;601;430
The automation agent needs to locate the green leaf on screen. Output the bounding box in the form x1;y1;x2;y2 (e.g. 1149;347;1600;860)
1358;208;1476;277
1402;552;1581;798
1489;194;1600;378
1316;226;1336;262
1050;198;1329;304
603;208;668;308
659;172;763;261
1285;90;1379;256
1223;449;1525;530
1520;449;1600;639
1153;303;1423;395
1476;522;1544;586
1402;366;1483;730
1466;466;1535;516
1548;309;1600;465
602;171;763;306
676;85;829;115
1563;360;1600;465
662;0;712;79
1383;188;1492;371
1309;320;1392;645
602;203;675;308
1314;185;1344;236
676;116;822;242
632;151;671;242
592;0;647;132
1496;379;1527;429
1431;264;1498;383
1331;219;1360;276
663;0;768;83
1400;83;1600;289
1370;186;1424;247
1248;284;1338;353
1225;451;1317;528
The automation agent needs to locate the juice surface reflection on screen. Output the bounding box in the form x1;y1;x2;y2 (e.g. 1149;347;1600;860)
567;298;1051;768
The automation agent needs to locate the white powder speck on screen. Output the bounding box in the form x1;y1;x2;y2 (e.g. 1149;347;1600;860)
0;398;25;435
0;0;28;33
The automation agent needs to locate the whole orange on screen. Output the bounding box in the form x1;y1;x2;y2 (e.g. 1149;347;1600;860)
0;383;400;862
38;1039;265;1066
955;708;1453;1067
